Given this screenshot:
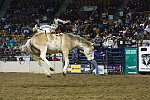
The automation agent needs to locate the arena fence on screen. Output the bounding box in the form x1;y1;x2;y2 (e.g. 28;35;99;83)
0;45;150;74
67;46;150;75
0;55;63;74
98;48;125;74
67;47;125;74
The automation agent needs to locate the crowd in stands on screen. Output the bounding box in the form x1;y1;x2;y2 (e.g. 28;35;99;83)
0;0;150;61
0;0;4;9
0;0;64;61
60;0;123;21
60;0;150;48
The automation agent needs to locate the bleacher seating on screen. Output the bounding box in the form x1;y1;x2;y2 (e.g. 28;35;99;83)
0;0;4;8
0;0;64;58
60;0;123;21
0;0;149;63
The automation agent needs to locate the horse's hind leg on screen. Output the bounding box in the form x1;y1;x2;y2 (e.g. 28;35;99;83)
38;60;51;78
40;47;54;70
32;55;42;66
39;63;51;78
32;55;51;77
40;48;54;77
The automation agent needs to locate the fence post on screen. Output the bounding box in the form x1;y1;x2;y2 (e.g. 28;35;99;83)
104;49;108;75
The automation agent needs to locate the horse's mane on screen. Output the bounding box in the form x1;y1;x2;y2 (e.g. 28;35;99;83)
65;33;92;46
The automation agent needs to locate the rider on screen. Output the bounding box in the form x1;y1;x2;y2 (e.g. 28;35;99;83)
33;18;70;33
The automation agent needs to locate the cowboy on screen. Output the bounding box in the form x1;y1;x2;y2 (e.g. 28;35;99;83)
33;18;70;33
86;48;105;75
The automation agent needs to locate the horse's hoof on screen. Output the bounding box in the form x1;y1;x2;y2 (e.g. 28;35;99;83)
50;67;54;71
63;72;66;76
86;71;90;74
47;74;51;78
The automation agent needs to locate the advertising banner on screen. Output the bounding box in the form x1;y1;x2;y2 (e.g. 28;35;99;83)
125;48;137;74
67;64;90;74
71;65;81;73
139;47;150;72
108;65;121;73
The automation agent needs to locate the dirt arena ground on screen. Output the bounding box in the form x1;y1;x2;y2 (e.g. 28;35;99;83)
0;73;150;100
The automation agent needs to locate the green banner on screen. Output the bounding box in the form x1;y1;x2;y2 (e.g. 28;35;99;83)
125;48;137;74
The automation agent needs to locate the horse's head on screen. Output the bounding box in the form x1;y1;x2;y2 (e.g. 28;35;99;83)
83;43;94;61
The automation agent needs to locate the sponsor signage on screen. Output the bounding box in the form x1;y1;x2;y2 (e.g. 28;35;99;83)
139;47;150;72
125;48;137;74
67;64;90;73
71;65;81;73
107;65;121;73
84;64;90;73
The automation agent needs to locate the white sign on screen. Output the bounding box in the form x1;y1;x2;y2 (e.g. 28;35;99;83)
102;13;106;18
139;47;150;72
142;40;150;46
108;15;113;20
83;6;97;11
96;65;104;74
43;16;47;21
119;11;123;16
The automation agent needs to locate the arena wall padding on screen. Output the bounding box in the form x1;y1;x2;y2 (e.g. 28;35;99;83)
0;61;63;74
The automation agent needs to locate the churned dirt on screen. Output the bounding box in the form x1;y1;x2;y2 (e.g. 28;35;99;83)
0;73;150;100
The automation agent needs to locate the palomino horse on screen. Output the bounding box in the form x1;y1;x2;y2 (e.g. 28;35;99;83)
21;32;94;77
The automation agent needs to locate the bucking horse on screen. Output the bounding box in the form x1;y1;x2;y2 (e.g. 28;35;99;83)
20;32;94;77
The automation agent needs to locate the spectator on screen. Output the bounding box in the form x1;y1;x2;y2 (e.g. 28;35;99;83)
52;54;60;61
46;54;52;61
0;40;3;47
91;34;102;49
4;22;9;30
3;41;8;48
23;27;29;38
144;24;150;39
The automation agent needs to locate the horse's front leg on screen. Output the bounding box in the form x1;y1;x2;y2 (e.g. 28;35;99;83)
62;51;69;76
